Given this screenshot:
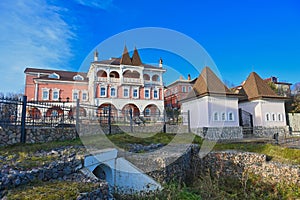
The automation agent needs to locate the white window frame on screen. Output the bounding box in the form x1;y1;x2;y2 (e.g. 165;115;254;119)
278;113;283;122
144;108;150;116
221;112;226;121
271;113;276;121
132;87;139;99
188;86;192;92
265;113;270;122
123;87;129;98
82;90;88;101
228;112;234;121
42;88;50;100
110;87;117;97
144;88;150;99
153;89;159;99
100;86;106;97
48;73;60;79
52;89;60;101
213;112;219;121
73;90;79;101
182;86;186;93
73;74;84;81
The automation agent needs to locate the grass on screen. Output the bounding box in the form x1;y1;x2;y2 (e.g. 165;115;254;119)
6;180;99;200
213;142;300;165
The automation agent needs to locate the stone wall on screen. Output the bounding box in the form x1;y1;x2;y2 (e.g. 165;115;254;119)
79;124;188;135
0;127;78;147
0;146;110;199
287;113;300;133
253;126;289;138
192;149;300;186
192;127;243;140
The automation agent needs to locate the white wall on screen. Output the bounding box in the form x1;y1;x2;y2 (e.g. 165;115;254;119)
239;99;286;127
182;96;239;128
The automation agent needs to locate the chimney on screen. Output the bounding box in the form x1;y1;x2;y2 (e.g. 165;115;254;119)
187;74;191;80
159;58;163;68
94;50;98;61
179;75;183;80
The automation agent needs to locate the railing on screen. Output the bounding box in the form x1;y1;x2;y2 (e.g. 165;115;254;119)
144;80;161;85
110;77;120;83
123;78;142;84
98;77;107;82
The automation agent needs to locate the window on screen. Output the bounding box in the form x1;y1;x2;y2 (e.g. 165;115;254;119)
228;112;234;121
145;108;150;116
182;86;186;93
73;75;84;81
278;113;283;122
221;112;226;121
213;112;219;121
100;87;106;97
272;113;276;121
111;88;116;97
73;91;79;100
133;88;138;98
51;110;58;117
42;89;49;100
188;86;192;92
145;89;150;99
123;88;129;98
153;89;159;99
82;92;88;101
48;73;59;79
265;113;270;121
52;91;59;100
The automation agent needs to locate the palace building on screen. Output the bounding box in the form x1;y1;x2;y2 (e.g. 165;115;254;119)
24;46;166;119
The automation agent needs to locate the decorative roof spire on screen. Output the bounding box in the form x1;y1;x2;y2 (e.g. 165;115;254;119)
159;58;163;68
94;49;98;61
120;45;132;65
131;47;142;66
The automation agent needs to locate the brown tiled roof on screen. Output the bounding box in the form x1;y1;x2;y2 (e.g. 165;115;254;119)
24;68;88;82
242;72;283;100
185;67;235;99
131;47;142;66
120;46;132;65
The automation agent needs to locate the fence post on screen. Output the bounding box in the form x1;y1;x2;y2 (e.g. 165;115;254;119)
163;109;166;133
75;99;80;133
129;109;133;133
20;95;27;143
108;104;111;134
187;110;191;133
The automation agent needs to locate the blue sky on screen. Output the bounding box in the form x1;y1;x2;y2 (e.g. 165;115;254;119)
0;0;300;94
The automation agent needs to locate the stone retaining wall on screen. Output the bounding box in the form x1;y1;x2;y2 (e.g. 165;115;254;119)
0;127;78;147
287;113;300;132
253;126;289;137
192;149;300;185
192;127;243;140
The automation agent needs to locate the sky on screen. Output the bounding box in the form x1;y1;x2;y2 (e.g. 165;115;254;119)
0;0;300;94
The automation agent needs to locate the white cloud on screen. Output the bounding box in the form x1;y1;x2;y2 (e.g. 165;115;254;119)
0;0;74;94
74;0;114;10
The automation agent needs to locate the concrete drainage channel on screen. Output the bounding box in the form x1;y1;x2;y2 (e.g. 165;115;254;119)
82;148;162;196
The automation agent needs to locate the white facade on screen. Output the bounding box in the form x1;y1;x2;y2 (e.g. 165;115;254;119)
239;99;286;127
182;96;240;128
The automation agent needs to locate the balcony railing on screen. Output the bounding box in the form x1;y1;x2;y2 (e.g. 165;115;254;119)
123;78;142;84
98;77;107;82
110;77;120;83
144;80;161;85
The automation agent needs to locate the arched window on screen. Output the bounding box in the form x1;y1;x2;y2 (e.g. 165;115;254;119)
152;74;160;81
278;113;282;122
143;74;150;81
145;108;150;116
228;112;234;121
272;113;276;121
48;73;60;79
73;75;84;81
213;112;219;121
221;112;226;121
265;113;270;121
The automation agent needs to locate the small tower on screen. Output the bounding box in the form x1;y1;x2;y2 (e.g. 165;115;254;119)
159;58;163;68
94;50;98;61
